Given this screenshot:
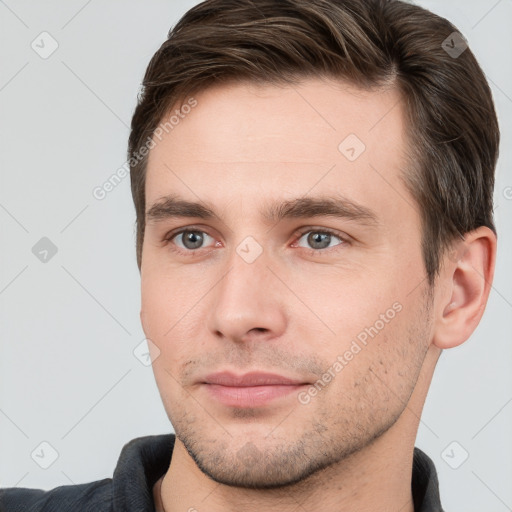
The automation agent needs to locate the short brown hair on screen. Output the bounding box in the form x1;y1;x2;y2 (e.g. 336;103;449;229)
128;0;499;283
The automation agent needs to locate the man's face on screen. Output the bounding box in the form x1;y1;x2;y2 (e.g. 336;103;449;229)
140;78;435;488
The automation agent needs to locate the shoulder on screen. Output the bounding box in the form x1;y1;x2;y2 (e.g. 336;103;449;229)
0;478;113;512
0;433;175;512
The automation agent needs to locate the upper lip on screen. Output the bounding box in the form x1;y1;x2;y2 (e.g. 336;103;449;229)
203;371;308;387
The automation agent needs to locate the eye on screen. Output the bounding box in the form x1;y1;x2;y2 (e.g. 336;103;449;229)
294;229;347;251
168;229;216;251
163;226;348;256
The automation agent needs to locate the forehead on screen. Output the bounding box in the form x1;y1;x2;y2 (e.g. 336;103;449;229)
145;78;413;223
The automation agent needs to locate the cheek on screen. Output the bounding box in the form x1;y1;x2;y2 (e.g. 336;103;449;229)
322;294;424;386
329;317;426;424
141;271;214;376
140;281;168;340
288;268;399;345
141;268;193;333
141;276;186;363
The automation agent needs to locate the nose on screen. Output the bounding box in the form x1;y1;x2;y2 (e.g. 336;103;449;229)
206;246;287;344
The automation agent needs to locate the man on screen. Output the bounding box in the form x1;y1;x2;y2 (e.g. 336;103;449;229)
0;0;499;511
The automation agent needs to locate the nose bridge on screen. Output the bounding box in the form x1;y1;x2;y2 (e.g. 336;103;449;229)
206;240;286;342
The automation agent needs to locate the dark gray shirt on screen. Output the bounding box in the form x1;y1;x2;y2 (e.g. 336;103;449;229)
0;434;444;511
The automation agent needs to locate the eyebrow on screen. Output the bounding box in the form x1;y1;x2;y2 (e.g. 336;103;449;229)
146;193;379;227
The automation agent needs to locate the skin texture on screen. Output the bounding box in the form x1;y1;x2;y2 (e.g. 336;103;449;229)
141;79;496;512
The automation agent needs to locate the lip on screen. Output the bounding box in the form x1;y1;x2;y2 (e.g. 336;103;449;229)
201;371;309;408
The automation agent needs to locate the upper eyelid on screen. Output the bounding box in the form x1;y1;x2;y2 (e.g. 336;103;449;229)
165;225;215;242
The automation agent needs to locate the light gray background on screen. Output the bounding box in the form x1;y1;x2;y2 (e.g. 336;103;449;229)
0;1;511;510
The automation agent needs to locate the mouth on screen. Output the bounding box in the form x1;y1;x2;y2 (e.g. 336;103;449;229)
201;371;310;408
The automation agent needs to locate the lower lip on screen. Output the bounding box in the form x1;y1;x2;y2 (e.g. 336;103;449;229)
204;383;306;407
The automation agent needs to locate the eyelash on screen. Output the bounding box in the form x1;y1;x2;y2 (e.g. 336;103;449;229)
163;226;349;257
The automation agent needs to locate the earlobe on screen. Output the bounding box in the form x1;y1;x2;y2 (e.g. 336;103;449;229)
432;227;496;350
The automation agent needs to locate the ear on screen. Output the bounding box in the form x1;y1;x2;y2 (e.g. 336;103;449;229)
432;226;497;349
